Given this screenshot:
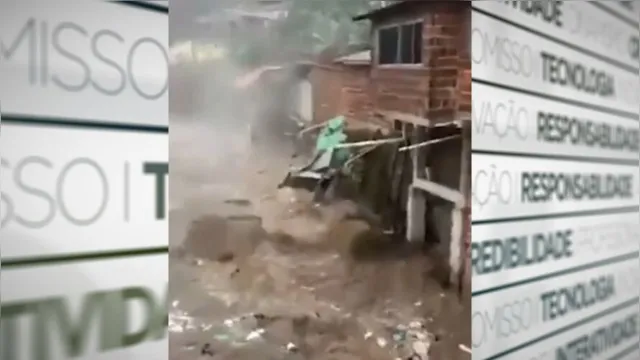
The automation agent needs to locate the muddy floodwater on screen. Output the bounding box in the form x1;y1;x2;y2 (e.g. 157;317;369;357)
169;120;471;360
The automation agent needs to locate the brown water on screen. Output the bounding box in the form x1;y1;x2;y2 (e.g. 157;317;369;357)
169;120;470;360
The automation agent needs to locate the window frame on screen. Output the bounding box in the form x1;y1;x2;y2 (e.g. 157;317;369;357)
375;18;424;69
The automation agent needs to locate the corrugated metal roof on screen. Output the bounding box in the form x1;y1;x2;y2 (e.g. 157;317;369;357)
352;0;410;21
334;50;371;65
233;65;284;89
226;8;286;20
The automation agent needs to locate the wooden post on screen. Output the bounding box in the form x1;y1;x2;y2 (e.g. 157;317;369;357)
450;121;471;293
406;125;428;242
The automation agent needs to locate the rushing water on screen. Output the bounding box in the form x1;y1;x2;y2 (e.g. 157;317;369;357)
169;118;470;360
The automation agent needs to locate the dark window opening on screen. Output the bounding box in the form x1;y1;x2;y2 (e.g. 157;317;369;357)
379;27;399;64
377;21;423;65
412;22;422;63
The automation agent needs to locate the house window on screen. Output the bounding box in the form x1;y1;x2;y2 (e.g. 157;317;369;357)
378;21;423;65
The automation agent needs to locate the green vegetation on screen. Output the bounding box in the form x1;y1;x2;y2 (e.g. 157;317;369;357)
231;0;382;67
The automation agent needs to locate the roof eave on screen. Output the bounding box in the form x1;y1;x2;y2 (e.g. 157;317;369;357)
352;1;410;21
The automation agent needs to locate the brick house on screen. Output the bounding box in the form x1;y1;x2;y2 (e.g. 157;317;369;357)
353;0;471;124
349;0;472;290
226;0;472;289
315;1;471;128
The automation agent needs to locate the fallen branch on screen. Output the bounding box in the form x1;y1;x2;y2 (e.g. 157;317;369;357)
297;120;329;137
459;344;471;354
398;134;460;152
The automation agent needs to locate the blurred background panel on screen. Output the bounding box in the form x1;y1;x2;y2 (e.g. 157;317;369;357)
471;1;640;359
1;1;168;359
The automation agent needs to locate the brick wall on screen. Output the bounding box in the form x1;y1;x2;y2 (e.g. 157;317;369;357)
371;68;430;117
308;64;374;125
339;65;374;123
309;66;343;124
423;2;470;121
308;3;471;127
456;8;472;115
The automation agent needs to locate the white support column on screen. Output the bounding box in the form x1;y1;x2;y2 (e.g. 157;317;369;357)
406;187;425;242
412;178;464;207
449;123;470;287
406;126;427;242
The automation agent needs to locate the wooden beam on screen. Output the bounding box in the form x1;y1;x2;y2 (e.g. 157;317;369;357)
406;126;428;242
378;110;430;127
452;123;471;294
333;137;404;149
398;134;460;152
459;121;471;200
412;178;464;207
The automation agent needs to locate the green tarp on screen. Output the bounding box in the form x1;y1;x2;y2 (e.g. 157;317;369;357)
315;116;350;166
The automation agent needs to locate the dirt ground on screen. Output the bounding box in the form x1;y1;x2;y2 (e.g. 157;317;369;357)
169;118;471;360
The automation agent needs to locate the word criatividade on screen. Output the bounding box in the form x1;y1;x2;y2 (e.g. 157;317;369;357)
556;313;638;360
1;285;168;359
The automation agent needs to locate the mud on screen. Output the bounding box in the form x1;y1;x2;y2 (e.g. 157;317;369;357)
169;120;470;360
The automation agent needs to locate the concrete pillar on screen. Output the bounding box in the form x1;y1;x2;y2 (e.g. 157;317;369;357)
406;186;425;242
449;122;471;288
406;126;428;242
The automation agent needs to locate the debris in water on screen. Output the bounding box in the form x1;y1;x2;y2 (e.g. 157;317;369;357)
392;331;405;342
411;340;430;359
285;342;298;352
459;344;471;354
230;267;240;277
246;328;265;341
183;342;197;350
201;343;215;356
409;320;423;329
226;214;262;222
223;199;252;206
216;252;235;263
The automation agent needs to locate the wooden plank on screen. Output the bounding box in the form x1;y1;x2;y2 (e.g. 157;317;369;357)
406;126;428;242
398;134;460;152
378;110;430;127
453;124;471;295
412;178;464;207
392;124;411;235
